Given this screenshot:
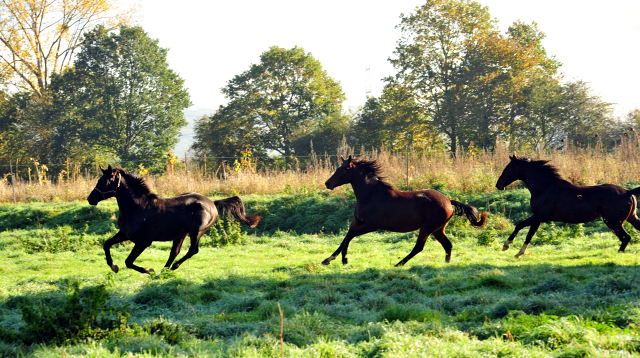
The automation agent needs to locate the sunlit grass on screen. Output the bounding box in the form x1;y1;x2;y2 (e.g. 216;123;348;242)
1;191;640;356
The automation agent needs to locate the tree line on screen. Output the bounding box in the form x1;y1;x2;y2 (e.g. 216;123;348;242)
1;0;638;176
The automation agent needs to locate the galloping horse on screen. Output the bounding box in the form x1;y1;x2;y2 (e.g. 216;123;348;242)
87;165;260;274
322;156;487;266
496;155;640;258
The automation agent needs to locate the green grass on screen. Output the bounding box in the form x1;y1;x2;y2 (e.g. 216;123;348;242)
0;190;640;356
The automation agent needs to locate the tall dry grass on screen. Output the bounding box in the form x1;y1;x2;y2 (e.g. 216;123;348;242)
3;137;640;204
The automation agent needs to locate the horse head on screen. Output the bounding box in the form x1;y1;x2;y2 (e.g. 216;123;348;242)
87;165;122;205
325;155;357;190
496;155;523;190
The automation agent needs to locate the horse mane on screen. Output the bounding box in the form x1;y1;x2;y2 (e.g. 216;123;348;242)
353;158;394;189
114;167;159;199
514;156;563;181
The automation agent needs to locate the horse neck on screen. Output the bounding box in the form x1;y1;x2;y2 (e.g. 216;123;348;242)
114;177;147;212
521;166;559;195
349;174;381;200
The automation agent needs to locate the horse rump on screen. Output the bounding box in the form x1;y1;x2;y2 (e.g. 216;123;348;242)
214;196;261;228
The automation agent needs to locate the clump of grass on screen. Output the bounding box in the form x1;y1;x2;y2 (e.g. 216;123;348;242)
2;280;130;346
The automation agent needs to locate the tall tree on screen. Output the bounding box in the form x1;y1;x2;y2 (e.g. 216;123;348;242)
559;80;614;148
389;0;561;153
0;0;135;95
389;0;494;154
50;25;191;165
197;46;345;158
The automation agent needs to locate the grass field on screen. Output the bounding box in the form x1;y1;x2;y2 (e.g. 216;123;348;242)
1;189;640;357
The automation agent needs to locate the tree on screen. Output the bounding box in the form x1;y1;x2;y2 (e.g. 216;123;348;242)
0;0;134;95
291;112;351;156
198;46;345;158
51;25;191;165
0;90;57;164
389;0;494;154
192;104;261;159
559;81;614;148
388;0;560;153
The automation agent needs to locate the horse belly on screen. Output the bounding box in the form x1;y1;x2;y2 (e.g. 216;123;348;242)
541;202;601;224
377;207;430;232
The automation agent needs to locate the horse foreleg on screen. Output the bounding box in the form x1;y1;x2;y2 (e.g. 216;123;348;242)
164;237;185;269
125;243;153;274
503;216;538;251
103;231;128;273
322;220;374;266
515;222;541;258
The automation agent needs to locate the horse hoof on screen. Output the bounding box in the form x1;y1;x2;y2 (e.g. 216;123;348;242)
110;265;119;273
171;263;180;270
502;246;509;251
445;255;451;263
321;259;331;265
342;257;348;265
147;268;155;274
514;253;523;259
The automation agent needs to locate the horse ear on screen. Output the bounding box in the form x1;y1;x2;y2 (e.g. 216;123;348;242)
510;154;517;161
99;165;106;173
107;164;113;173
340;156;345;161
347;155;352;161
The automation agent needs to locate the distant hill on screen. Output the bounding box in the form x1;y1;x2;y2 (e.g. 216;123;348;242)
173;108;214;156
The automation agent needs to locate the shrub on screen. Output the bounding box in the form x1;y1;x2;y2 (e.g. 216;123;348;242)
13;281;129;345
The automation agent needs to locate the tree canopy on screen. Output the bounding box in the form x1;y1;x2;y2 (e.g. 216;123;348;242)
386;0;562;153
50;25;191;165
193;46;345;158
0;0;135;95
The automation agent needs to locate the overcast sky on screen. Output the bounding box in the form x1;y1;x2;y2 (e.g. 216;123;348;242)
134;0;640;117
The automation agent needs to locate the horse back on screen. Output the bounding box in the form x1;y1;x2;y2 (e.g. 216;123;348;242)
530;182;635;224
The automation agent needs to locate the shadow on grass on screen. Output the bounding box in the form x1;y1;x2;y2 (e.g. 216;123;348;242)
2;261;640;353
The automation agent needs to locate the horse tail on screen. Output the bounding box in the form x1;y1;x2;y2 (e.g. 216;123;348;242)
214;196;261;228
450;200;487;228
629;187;640;197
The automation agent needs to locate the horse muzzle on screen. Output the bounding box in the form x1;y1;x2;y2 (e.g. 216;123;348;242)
325;181;335;190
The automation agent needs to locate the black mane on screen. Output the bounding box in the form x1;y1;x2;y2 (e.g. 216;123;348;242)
115;167;158;198
515;156;563;181
354;158;394;188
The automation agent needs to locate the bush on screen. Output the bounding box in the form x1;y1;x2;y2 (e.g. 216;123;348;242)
203;218;245;246
13;280;129;345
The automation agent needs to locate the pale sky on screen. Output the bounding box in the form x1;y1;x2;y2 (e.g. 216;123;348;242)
132;0;640;152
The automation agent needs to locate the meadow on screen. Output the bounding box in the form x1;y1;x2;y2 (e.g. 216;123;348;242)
1;184;640;357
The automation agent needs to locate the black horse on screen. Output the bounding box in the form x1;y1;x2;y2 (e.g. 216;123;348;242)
323;156;487;266
87;165;260;274
496;155;640;258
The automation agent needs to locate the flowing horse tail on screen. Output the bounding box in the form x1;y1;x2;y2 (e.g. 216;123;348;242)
450;200;487;227
214;196;261;228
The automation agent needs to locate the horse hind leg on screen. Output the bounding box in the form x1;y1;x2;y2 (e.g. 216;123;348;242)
171;228;205;270
164;236;186;269
124;243;154;274
433;228;453;263
604;221;632;253
395;228;433;267
626;213;640;233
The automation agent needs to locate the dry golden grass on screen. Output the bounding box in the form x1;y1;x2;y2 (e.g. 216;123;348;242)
3;138;640;204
